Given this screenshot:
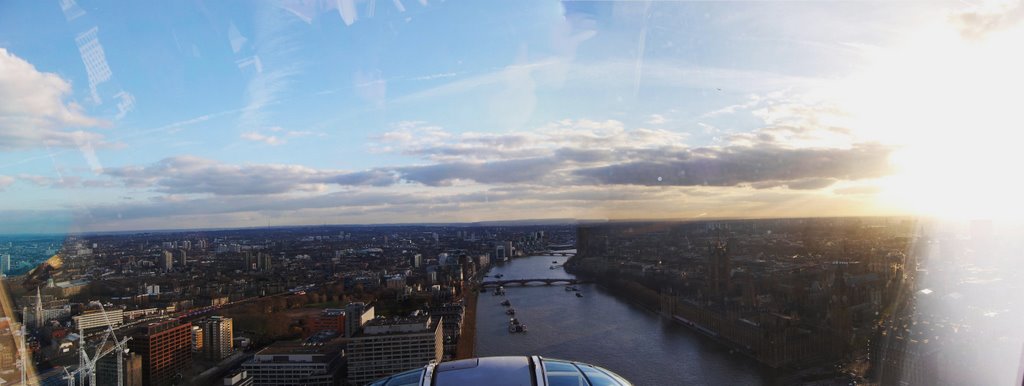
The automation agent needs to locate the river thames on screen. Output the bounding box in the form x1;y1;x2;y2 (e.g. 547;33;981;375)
474;254;773;385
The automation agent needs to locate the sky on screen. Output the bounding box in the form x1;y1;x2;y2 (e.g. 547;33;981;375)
1;0;1023;233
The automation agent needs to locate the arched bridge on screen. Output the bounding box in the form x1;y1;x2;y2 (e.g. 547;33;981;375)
480;278;587;288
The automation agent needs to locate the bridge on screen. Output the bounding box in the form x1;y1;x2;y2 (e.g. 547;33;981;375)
538;250;576;256
480;278;587;288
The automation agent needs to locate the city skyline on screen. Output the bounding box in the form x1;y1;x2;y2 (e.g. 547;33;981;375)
2;0;1023;234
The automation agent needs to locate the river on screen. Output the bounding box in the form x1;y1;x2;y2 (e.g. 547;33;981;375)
474;254;772;386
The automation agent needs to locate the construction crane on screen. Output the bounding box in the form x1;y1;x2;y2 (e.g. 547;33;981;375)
63;301;131;386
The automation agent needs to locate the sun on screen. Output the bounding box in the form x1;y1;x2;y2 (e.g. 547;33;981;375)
826;8;1024;220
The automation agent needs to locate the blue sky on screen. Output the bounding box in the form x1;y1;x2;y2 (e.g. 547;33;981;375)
2;0;1021;233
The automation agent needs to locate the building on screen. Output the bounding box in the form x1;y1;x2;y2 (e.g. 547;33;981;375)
199;316;234;360
161;250;174;271
192;325;204;352
128;319;193;386
707;241;731;301
346;315;443;385
310;308;346;335
344;302;374;338
73;308;124;332
54;279;89;297
257;252;272;271
241;340;343;386
223;370;254;386
243;252;255;271
1;253;10;274
95;351;144;386
176;249;187;267
368;356;634;386
385;275;406;290
428;303;465;360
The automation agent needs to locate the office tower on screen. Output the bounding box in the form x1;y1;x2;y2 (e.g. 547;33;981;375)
1;254;10;274
346;315;444;385
200;316;234;360
128;319;193;386
242;341;343;386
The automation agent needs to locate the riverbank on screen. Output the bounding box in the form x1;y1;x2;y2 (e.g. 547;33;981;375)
474;253;770;385
455;282;478;359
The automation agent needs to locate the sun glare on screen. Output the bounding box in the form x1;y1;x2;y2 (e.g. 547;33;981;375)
831;11;1024;220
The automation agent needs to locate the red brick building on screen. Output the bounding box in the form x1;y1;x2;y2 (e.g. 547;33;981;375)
128;319;193;386
310;308;346;335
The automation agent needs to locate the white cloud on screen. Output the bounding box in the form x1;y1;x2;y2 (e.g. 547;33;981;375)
646;114;668;125
241;131;285;145
104;156;335;195
241;127;323;145
952;1;1024;39
0;48;107;150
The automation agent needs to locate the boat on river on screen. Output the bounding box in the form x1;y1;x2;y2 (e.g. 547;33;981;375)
576;292;583;298
506;308;516;315
509;317;527;333
501;299;511;306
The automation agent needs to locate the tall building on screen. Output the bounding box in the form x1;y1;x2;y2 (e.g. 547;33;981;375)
243;252;255;271
707;241;731;301
257;252;271;272
199;316;234;360
128;319;193;386
176;249;187;267
160;250;174;272
34;286;44;328
191;325;204;353
344;303;374;338
428;303;465;359
242;340;343;386
1;253;10;274
96;351;144;386
346;315;444;385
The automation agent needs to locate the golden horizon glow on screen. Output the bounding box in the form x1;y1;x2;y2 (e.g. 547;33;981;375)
819;7;1024;220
